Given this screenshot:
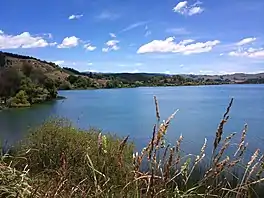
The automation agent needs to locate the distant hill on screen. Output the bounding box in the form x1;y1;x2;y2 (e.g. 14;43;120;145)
182;73;264;84
1;51;264;94
0;51;70;83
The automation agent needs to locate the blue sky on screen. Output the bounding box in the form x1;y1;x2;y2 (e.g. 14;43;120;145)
0;0;263;74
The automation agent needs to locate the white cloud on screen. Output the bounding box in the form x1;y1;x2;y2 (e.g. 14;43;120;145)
84;43;96;51
87;62;93;66
173;1;188;13
109;33;116;38
166;28;190;35
0;31;54;49
137;37;220;54
49;42;57;46
173;1;204;16
0;30;4;34
96;11;119;20
102;39;120;52
228;48;264;58
236;37;257;46
188;6;204;15
121;21;149;32
68;14;83;20
53;60;65;65
57;36;79;48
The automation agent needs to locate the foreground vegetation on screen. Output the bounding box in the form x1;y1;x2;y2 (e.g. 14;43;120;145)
1;97;264;197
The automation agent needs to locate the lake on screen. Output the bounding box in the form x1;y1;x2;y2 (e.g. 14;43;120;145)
1;84;264;154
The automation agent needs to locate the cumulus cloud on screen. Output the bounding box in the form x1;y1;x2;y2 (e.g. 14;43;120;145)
57;36;79;48
0;30;4;34
84;43;96;51
229;48;264;58
173;1;188;12
109;33;116;38
137;37;220;54
173;1;204;16
68;14;83;20
0;31;54;49
102;39;120;52
236;37;257;46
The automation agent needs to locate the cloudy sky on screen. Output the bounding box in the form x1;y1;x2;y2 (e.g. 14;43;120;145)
0;0;263;74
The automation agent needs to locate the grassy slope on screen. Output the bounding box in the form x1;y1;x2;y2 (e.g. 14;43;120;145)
0;51;70;83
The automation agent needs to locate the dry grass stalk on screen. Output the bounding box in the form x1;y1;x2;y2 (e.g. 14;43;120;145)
97;133;102;153
214;133;236;165
175;134;183;165
247;154;264;182
154;96;160;122
213;98;233;155
148;124;157;160
256;155;264;179
118;135;129;167
234;124;248;157
164;147;175;181
247;149;260;168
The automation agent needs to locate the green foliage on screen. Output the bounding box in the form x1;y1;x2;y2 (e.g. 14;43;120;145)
12;119;134;196
7;90;30;107
59;81;72;90
0;67;23;101
0;63;58;108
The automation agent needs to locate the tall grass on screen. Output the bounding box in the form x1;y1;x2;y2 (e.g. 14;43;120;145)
1;97;264;197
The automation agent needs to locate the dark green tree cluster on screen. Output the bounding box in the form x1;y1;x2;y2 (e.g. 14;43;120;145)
0;62;58;108
66;75;100;89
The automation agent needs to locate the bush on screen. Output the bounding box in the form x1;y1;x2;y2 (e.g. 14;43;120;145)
7;90;30;107
12;119;134;197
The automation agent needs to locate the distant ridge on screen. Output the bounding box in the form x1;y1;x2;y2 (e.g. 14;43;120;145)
1;51;264;86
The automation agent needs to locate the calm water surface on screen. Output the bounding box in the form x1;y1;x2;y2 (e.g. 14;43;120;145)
1;84;264;153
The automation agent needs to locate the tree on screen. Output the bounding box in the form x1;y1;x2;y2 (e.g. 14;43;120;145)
44;78;57;98
0;67;22;102
7;90;30;107
67;75;78;84
22;62;33;77
0;53;5;67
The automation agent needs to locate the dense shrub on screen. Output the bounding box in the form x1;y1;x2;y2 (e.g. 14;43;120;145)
7;90;30;107
12;119;134;197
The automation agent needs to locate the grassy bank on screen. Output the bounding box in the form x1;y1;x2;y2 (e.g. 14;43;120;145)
1;97;264;197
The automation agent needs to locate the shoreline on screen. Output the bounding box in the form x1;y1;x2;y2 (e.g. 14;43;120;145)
0;95;66;111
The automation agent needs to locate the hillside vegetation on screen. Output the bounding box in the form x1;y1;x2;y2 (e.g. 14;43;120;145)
1;51;264;108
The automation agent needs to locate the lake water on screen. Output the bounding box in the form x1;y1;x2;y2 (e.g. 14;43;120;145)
1;84;264;154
